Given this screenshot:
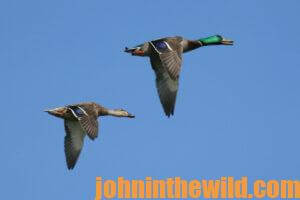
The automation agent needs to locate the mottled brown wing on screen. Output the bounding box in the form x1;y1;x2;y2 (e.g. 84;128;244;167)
68;105;99;140
78;115;98;140
149;37;183;80
64;120;85;170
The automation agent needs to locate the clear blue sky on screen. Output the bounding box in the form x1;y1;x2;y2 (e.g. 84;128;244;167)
1;0;300;199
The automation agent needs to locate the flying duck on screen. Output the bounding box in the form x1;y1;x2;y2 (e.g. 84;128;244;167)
125;35;233;117
45;102;134;170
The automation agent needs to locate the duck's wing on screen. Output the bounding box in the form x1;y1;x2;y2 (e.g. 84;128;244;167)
149;37;183;117
64;120;85;170
149;37;183;80
67;105;99;140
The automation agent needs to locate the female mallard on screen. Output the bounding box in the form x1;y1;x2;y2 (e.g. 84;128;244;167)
125;35;233;117
45;102;134;170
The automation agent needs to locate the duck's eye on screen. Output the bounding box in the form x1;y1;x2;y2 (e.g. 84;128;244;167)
155;41;167;49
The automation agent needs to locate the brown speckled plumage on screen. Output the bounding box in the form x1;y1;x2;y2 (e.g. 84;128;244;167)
45;102;134;170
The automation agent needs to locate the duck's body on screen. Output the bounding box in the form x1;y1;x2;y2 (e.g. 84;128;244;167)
45;102;134;170
125;35;233;117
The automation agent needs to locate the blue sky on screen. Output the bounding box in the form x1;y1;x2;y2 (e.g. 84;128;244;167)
1;0;300;199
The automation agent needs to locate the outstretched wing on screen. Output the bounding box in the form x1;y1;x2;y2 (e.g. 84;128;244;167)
149;37;183;117
149;37;183;80
68;105;99;140
64;120;85;170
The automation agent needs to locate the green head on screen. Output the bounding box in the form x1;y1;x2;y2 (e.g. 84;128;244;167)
198;35;234;46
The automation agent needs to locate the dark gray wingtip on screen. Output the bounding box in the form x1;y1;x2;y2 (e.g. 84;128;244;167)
67;166;74;170
165;111;174;118
162;98;176;118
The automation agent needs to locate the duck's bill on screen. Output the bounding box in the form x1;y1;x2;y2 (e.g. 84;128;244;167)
127;112;135;118
221;39;234;45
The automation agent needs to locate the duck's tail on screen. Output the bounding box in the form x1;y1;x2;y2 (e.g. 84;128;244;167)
44;107;68;119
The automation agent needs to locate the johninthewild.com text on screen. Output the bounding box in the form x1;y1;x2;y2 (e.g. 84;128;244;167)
94;176;300;199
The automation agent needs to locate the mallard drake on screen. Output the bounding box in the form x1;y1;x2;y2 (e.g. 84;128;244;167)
125;35;233;117
45;102;134;170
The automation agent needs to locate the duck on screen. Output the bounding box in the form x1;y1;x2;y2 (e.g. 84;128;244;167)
124;35;234;117
45;102;135;170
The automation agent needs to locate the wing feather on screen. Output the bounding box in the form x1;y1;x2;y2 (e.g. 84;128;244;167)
68;105;99;140
150;37;183;80
149;37;183;116
150;54;179;117
64;120;85;170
